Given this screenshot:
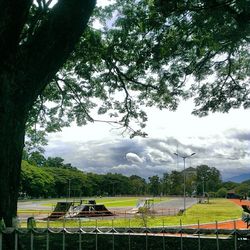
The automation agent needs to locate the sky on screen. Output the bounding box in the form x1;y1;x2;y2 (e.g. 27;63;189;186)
44;0;250;181
45;99;250;180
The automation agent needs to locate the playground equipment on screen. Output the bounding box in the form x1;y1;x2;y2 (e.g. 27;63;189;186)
130;198;154;214
46;200;113;220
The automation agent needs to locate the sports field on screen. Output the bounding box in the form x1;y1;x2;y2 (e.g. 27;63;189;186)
17;197;247;229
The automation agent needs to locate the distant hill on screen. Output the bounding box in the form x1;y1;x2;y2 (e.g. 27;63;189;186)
226;174;250;183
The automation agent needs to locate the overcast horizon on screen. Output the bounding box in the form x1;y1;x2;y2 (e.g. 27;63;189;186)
43;0;250;181
44;99;250;181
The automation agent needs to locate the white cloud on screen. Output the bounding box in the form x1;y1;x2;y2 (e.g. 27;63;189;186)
45;98;250;179
125;153;144;164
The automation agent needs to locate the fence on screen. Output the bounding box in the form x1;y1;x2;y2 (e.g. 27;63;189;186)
17;207;181;221
0;219;250;250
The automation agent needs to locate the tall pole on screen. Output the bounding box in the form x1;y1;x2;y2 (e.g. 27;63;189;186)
183;157;186;212
202;177;205;197
174;152;195;212
68;179;71;199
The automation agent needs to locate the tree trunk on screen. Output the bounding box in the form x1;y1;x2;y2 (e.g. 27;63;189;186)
0;83;27;227
0;1;96;248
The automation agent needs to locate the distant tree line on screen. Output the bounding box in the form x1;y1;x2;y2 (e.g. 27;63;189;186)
20;152;250;198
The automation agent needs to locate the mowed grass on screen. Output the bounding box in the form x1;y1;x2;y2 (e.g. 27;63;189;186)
96;197;169;207
29;198;242;228
37;197;170;209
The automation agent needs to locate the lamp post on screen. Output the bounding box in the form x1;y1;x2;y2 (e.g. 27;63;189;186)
68;179;71;199
174;152;196;212
202;177;205;197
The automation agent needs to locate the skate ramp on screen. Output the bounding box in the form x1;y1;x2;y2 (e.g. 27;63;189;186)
129;199;154;214
73;203;113;218
47;202;73;220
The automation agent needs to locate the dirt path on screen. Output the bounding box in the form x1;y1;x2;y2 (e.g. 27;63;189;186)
187;199;250;229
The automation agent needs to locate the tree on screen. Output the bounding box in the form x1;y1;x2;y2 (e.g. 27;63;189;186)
196;165;222;195
1;0;249;231
46;156;65;168
216;187;228;198
222;181;239;190
235;183;250;196
93;0;249;117
168;170;183;195
161;173;170;195
148;175;161;196
26;151;47;167
0;0;96;228
129;175;147;195
20;161;55;197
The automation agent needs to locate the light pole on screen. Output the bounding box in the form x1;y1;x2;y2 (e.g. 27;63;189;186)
174;152;196;212
202;177;205;197
68;179;71;199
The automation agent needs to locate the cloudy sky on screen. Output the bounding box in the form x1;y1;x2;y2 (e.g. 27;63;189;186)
44;0;250;180
45;99;250;180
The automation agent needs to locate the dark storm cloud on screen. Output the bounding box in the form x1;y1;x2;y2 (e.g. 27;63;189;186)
229;130;250;142
45;130;250;179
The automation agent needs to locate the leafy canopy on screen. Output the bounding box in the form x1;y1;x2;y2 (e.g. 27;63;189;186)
26;0;250;150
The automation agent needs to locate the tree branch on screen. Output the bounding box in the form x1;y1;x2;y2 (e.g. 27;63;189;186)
18;0;96;107
0;0;32;65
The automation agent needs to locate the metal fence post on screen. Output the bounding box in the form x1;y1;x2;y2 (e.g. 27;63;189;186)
95;220;98;250
0;232;2;250
62;217;66;250
30;231;34;250
46;230;50;250
198;220;200;250
112;219;115;250
15;231;18;250
216;221;219;250
79;219;82;250
62;231;65;250
234;220;237;250
128;219;131;250
79;231;82;250
162;220;166;250
180;219;183;250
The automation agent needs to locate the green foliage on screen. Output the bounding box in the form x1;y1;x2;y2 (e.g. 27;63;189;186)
221;181;239;190
20;155;226;199
43;167;90;197
19;160;148;198
168;170;183;195
20;161;55;197
23;0;249;152
148;175;161;196
235;183;250;195
216;187;228;198
196;165;222;195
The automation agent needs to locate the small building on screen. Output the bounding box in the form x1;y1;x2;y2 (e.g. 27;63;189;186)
226;190;240;199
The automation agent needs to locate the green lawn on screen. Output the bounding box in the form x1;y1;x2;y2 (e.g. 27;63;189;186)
95;197;169;207
25;198;242;228
31;197;169;209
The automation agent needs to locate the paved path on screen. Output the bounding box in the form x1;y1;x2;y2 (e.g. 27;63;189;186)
155;197;197;210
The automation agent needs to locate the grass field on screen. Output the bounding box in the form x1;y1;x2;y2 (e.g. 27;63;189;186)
19;197;169;209
19;198;242;228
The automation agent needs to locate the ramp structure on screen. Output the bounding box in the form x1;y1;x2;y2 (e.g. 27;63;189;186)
47;202;73;220
129;198;154;214
45;200;113;220
73;201;114;218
